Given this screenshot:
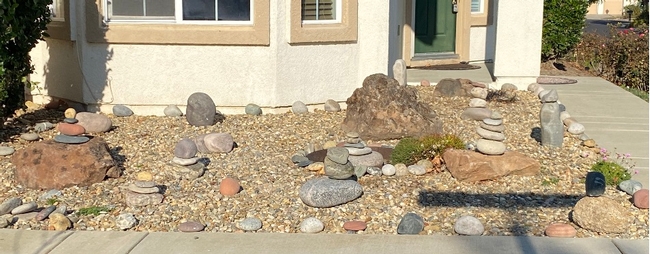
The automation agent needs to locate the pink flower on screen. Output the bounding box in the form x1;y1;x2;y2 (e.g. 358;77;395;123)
640;33;645;37
634;170;639;174
603;156;608;161
625;153;631;158
600;148;607;154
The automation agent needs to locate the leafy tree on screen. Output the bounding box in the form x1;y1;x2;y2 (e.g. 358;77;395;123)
0;0;52;117
541;0;590;61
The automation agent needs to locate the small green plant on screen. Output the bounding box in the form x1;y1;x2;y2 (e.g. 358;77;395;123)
589;148;637;186
390;134;465;165
76;206;112;216
541;177;560;186
45;198;61;206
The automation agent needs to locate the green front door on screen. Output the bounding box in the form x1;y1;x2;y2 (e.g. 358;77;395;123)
414;0;456;54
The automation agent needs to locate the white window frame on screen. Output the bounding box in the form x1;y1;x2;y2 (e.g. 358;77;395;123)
103;0;254;25
471;0;483;14
301;0;342;24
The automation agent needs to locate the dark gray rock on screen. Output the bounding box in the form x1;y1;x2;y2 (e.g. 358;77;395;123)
586;172;606;197
174;138;198;159
112;104;134;117
35;205;56;221
540;102;563;147
186;92;217;126
63;118;78;124
299;177;363;208
397;212;424;234
245;104;262;115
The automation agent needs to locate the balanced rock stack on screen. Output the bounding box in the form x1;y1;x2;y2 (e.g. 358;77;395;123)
475;112;506;155
343;132;384;171
539;89;564;147
461;86;493;121
171;138;205;180
125;172;164;207
54;108;89;144
299;146;364;208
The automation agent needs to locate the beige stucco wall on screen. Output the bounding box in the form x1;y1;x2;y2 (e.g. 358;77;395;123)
29;0;391;115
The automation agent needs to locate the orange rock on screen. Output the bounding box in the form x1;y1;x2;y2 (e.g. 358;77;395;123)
343;220;367;231
420;80;431;87
545;223;576;238
57;123;85;136
219;177;241;196
633;189;649;209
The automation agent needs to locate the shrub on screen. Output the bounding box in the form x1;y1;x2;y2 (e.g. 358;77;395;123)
625;3;649;27
573;26;649;92
541;0;590;61
390;134;465;165
589;148;637;186
0;0;52;117
76;206;112;216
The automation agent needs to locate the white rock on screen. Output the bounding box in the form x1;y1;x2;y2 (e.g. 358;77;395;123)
171;156;200;166
382;164;396;176
346;147;372;156
469;98;488;108
470;87;488;99
568;122;585;135
476;138;506;155
299;217;324;233
408;165;426;175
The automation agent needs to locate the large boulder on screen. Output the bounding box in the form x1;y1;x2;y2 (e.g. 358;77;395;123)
341;73;443;140
11;137;119;189
572;196;630;233
186;92;217;126
442;149;540;182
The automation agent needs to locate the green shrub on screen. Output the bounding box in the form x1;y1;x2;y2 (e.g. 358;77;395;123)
625;3;648;27
390;134;465;165
76;206;112;216
542;0;590;60
0;0;52;117
573;26;649;93
591;161;631;186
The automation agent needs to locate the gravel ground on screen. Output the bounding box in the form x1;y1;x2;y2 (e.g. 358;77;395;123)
0;87;647;238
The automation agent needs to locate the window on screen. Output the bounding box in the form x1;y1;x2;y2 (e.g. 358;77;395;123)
290;0;357;43
87;0;269;45
302;0;340;23
105;0;252;23
47;0;72;40
471;0;482;13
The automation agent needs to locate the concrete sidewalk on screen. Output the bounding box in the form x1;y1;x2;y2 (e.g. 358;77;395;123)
546;77;649;188
0;229;647;254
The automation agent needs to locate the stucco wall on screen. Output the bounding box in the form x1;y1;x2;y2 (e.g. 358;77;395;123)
29;0;390;115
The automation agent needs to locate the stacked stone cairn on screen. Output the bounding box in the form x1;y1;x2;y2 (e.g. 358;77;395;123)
460;84;493;121
475;112;507;155
343;132;384;176
528;83;587;141
54;108;89;144
538;89;564;147
124;171;163;207
324;147;355;180
171;138;206;180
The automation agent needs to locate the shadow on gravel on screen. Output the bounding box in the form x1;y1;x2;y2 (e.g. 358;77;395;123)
418;190;582;232
0;108;65;143
109;146;127;176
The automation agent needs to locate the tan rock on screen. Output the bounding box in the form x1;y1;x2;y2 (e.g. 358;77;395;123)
442;149;540;182
323;141;338;150
582;139;597;148
48;213;71;231
545;223;577;238
64;108;76;119
136;171;154;182
572;196;630;233
306;162;324;172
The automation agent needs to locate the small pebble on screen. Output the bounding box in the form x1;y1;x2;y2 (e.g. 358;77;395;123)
34;122;54;132
171;156;200;166
0;146;15;156
136;171;154;182
178;221;205;232
366;166;382;176
64;108;76;118
11;202;37;215
134;181;156;188
395;163;409;176
127;184;160;194
343;221;367;231
48;212;71;231
237;217;262;231
220;177;241;196
454;216;484;236
35;205;56;221
63;118;78;124
300;217;324;233
164;105;183;117
408;165;426;175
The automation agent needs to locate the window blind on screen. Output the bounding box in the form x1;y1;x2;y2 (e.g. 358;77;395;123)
302;0;335;20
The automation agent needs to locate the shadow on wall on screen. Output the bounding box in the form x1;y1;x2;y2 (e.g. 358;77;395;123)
483;0;497;81
39;0;112;112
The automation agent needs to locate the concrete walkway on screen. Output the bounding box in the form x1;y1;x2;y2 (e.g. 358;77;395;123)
0;229;647;254
547;77;649;188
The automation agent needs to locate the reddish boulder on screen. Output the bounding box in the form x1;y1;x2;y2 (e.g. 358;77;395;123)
341;73;443;140
442;149;540;182
633;189;649;209
11;137;119;189
57;123;85;136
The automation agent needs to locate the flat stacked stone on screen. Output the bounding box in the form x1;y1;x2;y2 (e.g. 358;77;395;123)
343;132;384;170
170;140;205;180
54;109;89;144
461;86;492;121
125;172;163;207
476;112;506;155
324;147;354;180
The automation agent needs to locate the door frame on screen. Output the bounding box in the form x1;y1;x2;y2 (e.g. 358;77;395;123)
402;0;471;67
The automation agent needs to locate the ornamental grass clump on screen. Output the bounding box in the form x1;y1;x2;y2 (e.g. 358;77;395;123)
590;148;638;186
390;134;464;165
